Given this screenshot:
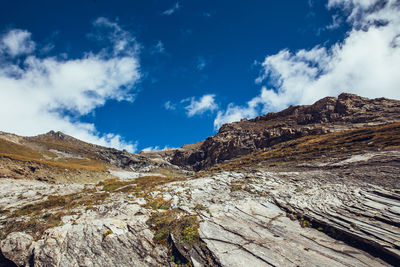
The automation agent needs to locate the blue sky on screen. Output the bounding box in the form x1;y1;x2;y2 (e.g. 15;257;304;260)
0;0;399;152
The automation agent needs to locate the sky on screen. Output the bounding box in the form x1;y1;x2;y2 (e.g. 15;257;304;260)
0;0;399;152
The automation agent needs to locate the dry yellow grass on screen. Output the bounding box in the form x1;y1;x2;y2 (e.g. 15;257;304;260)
210;123;400;172
30;135;102;161
0;138;107;171
0;139;44;160
98;175;187;195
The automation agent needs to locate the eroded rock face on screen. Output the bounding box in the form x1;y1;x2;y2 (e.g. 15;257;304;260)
171;93;400;170
0;232;33;267
0;195;169;267
33;216;168;267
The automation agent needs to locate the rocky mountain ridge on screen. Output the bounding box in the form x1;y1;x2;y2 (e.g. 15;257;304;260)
0;129;178;183
171;93;400;170
28;130;154;170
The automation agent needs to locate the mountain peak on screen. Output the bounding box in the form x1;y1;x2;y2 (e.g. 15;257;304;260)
44;130;67;140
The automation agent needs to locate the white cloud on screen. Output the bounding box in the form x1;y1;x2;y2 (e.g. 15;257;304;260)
92;17;138;56
214;100;259;130
141;145;175;152
151;40;165;54
0;18;141;152
185;94;218;117
164;100;176;111
326;14;343;30
141;146;160;152
165;94;218;117
214;0;400;129
162;2;181;16
0;29;35;57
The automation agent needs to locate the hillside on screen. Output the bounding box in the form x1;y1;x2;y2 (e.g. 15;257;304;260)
0;130;178;183
0;93;399;267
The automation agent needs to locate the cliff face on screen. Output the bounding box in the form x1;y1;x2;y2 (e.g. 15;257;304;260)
171;93;400;170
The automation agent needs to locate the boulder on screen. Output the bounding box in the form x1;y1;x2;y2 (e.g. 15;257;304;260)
0;232;33;267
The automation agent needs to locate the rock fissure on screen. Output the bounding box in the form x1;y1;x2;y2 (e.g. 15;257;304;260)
201;237;277;267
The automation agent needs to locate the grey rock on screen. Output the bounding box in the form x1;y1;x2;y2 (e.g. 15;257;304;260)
199;200;387;266
33;220;168;267
31;203;169;267
0;232;33;267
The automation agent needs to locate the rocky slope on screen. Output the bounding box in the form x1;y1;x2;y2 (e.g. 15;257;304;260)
1;148;399;266
0;130;178;183
171;93;400;170
0;93;399;267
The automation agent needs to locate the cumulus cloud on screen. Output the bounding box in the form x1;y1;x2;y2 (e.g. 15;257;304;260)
0;29;35;57
214;0;400;129
185;94;218;117
0;18;141;152
162;2;181;16
165;94;219;117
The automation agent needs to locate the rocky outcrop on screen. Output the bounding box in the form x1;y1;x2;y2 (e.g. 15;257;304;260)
0;232;33;267
171;93;400;170
32;215;168;267
0;189;169;267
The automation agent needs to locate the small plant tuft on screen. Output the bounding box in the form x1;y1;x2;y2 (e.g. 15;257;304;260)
146;198;172;210
103;229;113;238
183;225;199;243
146;209;200;247
295;187;303;193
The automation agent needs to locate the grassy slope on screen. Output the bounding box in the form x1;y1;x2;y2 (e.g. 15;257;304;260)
0;137;107;171
209;122;400;172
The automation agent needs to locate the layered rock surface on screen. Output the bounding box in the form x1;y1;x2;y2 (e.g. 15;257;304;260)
1;148;399;266
162;152;400;266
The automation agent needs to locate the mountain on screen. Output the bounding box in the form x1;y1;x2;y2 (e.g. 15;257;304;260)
0;130;179;183
171;93;400;170
0;93;399;267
